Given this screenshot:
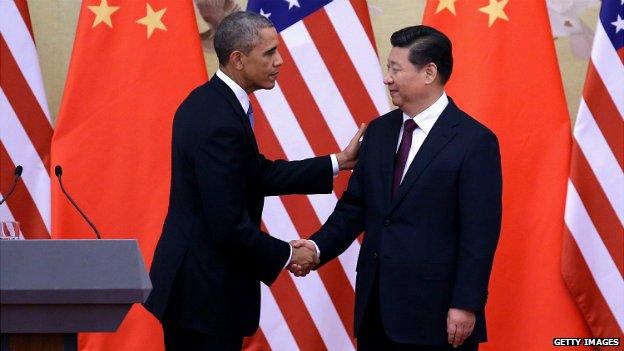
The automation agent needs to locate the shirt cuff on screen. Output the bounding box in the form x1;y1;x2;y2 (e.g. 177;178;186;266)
309;240;321;259
330;154;339;177
282;244;293;270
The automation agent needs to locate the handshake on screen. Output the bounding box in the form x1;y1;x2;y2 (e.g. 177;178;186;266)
287;239;319;277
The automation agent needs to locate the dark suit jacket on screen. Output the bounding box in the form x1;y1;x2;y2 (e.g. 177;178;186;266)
310;99;502;345
144;75;333;336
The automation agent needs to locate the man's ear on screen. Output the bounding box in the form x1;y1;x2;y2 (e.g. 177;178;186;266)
424;63;438;85
229;50;244;71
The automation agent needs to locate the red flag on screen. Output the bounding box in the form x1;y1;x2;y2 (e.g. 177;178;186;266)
423;1;592;349
51;0;207;350
0;0;52;239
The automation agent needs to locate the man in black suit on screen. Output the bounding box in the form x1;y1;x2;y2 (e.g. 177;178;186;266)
144;11;365;350
293;26;502;350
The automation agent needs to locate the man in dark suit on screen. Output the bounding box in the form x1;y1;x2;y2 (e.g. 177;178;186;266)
144;12;365;350
292;25;502;350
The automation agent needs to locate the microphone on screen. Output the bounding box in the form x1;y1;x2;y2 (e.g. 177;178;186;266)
0;165;23;205
54;165;102;239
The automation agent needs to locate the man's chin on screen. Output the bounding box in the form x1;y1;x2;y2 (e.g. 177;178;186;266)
390;97;402;107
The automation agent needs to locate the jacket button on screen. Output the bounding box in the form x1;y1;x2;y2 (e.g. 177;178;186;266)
383;219;391;226
373;252;379;260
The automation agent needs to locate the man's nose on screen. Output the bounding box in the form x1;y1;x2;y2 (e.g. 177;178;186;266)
274;51;284;67
383;74;392;85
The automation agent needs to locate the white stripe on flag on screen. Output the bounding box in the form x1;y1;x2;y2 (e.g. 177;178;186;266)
0;88;51;232
255;84;358;288
592;21;624;118
0;202;16;222
565;181;624;331
260;284;300;351
324;0;390;115
281;21;359;150
307;192;359;287
0;0;52;122
263;196;355;351
574;100;624;225
255;83;316;159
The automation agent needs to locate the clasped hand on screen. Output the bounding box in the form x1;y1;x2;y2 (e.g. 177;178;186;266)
287;239;318;277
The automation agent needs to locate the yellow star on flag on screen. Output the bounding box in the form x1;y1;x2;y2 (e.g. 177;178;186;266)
88;0;120;28
136;3;167;38
478;0;509;27
436;0;457;15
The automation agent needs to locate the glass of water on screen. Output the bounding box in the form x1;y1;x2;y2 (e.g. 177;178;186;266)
0;221;23;240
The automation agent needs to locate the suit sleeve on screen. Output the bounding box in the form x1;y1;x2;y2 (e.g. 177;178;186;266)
258;154;333;196
451;131;502;312
194;124;290;286
309;132;369;267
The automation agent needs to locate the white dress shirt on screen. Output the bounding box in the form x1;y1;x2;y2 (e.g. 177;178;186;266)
397;92;449;182
216;70;339;268
310;93;449;261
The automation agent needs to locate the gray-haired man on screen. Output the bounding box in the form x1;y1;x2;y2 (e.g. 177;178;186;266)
144;11;365;350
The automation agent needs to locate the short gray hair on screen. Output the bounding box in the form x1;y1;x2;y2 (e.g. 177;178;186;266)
214;11;274;66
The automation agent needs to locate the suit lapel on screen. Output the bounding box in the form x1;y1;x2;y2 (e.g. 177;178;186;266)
386;100;460;215
379;110;404;208
210;75;260;156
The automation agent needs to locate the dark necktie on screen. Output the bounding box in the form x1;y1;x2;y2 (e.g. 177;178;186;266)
392;119;418;198
246;104;254;128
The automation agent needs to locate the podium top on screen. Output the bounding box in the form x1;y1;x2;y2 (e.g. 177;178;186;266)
0;239;152;304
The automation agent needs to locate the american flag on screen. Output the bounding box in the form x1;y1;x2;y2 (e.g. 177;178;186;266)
0;0;52;240
246;0;389;349
562;0;624;341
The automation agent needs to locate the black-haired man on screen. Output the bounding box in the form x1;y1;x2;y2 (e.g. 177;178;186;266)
294;25;502;351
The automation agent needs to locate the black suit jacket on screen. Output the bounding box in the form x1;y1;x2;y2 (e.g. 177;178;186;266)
144;75;333;336
310;99;502;345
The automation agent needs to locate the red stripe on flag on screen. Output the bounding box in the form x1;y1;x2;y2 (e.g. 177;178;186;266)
274;39;354;200
562;228;624;340
0;36;52;170
270;271;327;350
253;110;328;349
305;9;380;126
282;194;356;346
276;37;341;156
254;99;357;346
0;143;49;238
582;63;624;170
243;328;272;351
570;141;624;276
12;0;34;39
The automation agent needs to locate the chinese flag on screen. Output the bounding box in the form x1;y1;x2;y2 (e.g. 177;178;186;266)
423;1;592;350
50;0;207;350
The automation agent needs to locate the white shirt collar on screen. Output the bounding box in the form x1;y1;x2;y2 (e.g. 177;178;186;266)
402;92;449;135
216;69;250;113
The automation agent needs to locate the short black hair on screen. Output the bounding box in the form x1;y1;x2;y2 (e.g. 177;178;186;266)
214;11;274;66
390;25;453;85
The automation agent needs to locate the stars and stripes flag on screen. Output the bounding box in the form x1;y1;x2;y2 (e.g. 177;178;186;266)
0;0;52;239
244;0;389;349
562;0;624;342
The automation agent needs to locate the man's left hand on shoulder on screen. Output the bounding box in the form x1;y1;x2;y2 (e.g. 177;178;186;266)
447;308;476;348
336;123;367;170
